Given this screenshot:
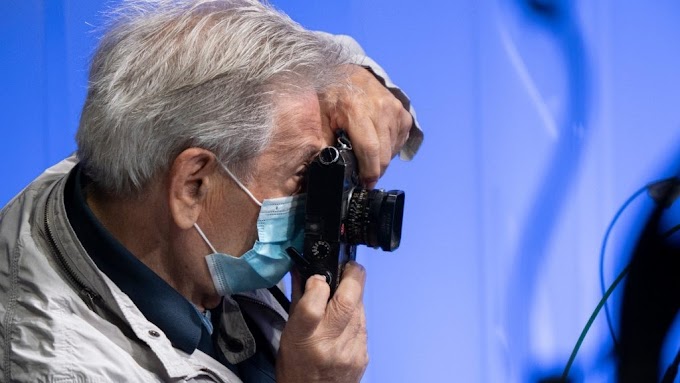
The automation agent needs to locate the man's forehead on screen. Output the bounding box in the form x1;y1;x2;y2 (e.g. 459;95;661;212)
274;90;321;125
272;91;326;151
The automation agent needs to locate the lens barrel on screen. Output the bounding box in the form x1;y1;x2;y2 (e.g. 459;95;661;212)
346;189;405;251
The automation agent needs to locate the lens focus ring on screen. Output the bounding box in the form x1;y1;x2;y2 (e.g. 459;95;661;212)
344;188;404;251
346;189;368;245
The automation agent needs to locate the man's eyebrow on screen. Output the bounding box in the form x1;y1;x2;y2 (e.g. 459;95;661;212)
296;144;320;163
306;145;321;160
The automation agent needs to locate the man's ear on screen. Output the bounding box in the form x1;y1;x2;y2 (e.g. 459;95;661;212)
167;148;219;230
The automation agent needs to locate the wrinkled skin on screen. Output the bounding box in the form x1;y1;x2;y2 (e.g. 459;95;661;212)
320;65;413;189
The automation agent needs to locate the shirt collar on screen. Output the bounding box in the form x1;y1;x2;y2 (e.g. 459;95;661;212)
63;164;207;355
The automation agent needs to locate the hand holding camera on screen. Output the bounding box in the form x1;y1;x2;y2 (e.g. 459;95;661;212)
279;131;406;382
277;262;368;383
320;65;414;189
287;134;405;296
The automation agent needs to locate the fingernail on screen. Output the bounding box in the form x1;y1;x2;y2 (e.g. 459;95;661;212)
363;181;377;190
311;274;327;282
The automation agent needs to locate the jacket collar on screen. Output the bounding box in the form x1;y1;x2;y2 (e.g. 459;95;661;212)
43;158;288;379
63;164;212;356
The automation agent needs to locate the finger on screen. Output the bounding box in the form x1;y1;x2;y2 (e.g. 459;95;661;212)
340;301;367;342
371;114;392;177
394;108;413;155
345;116;381;189
337;301;369;373
321;103;380;187
288;274;330;336
321;114;337;146
327;262;366;329
349;303;369;369
380;96;411;158
378;96;402;153
340;261;367;297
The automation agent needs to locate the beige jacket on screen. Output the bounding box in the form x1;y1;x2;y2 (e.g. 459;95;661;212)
0;156;292;382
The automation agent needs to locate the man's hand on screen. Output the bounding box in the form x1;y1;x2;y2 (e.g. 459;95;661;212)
276;263;368;383
321;66;413;189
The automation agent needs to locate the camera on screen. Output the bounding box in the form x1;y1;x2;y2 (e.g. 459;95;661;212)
287;134;405;296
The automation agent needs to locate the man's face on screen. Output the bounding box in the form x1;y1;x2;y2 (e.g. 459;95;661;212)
225;89;333;254
177;90;333;305
247;90;333;202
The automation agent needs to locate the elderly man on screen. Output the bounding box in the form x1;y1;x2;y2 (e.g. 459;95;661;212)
0;1;422;382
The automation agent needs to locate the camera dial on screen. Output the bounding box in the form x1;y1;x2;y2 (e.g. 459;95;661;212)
311;240;331;260
319;147;339;165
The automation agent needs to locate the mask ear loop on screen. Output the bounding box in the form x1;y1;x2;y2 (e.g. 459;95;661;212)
221;165;263;207
193;223;218;254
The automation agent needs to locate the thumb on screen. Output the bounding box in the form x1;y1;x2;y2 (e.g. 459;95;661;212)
286;274;330;337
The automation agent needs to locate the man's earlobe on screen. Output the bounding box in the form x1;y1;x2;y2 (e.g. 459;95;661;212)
168;148;218;230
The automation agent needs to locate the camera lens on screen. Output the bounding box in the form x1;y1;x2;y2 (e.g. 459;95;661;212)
345;189;405;251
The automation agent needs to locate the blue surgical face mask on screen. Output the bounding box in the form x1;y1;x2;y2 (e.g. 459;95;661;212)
193;165;305;296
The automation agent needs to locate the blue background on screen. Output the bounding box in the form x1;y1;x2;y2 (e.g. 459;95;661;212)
2;1;679;382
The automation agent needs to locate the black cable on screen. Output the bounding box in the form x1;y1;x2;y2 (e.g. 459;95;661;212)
565;179;677;380
562;262;631;380
662;224;680;239
598;186;648;350
599;178;679;351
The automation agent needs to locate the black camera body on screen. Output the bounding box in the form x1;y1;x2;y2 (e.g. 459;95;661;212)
289;134;405;295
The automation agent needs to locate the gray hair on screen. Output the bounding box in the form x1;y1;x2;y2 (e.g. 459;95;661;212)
76;0;349;197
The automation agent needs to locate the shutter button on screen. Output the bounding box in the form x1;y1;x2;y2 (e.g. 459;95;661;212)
148;329;161;338
226;338;244;352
